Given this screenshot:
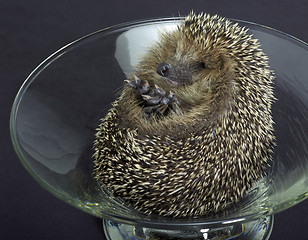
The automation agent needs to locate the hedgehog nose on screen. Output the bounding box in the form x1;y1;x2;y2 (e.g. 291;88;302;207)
157;62;171;77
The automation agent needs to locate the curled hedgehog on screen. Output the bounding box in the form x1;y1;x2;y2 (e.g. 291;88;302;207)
93;12;275;217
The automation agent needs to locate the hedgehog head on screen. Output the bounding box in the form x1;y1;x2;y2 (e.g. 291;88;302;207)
134;13;263;111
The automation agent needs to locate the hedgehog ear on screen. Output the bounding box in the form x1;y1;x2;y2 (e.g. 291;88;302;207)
200;55;219;69
218;54;235;72
200;62;206;69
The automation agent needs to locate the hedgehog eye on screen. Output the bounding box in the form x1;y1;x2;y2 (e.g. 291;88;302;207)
157;62;171;77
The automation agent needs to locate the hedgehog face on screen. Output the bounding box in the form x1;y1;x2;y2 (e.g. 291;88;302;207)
153;32;222;89
142;24;232;83
156;60;207;86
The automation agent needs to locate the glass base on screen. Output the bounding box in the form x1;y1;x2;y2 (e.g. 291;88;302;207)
103;215;273;240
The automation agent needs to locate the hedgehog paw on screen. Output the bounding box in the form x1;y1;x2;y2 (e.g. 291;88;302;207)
125;75;153;96
126;76;181;118
141;85;180;117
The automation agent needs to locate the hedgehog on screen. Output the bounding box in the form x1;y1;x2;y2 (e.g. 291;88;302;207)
93;12;275;217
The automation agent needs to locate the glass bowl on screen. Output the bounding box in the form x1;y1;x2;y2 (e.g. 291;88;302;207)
10;18;308;240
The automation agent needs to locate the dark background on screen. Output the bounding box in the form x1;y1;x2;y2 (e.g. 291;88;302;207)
1;0;307;239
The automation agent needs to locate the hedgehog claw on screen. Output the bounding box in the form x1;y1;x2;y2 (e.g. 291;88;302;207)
143;95;161;106
125;79;137;89
154;84;166;96
135;77;142;87
141;80;151;94
161;96;170;105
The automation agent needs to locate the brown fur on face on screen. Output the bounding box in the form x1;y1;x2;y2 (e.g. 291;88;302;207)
93;12;275;217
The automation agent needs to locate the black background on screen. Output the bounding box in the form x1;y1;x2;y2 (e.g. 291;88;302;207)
1;0;308;239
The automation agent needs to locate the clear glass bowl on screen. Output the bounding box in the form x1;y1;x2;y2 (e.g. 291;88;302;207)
10;18;308;239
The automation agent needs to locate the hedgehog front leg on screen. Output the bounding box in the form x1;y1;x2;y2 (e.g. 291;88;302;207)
125;76;181;118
